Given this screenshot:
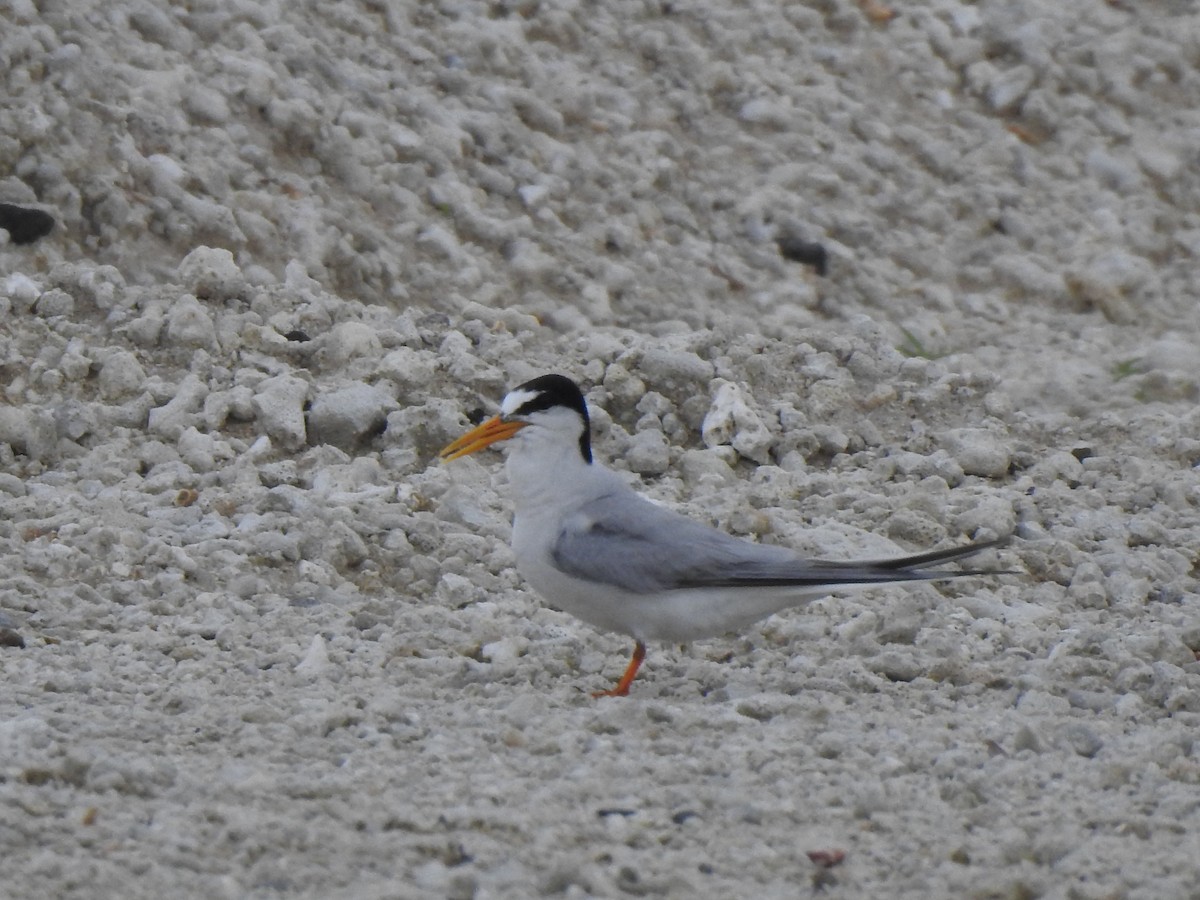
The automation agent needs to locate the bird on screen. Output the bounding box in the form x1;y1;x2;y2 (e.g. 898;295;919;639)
440;373;1008;697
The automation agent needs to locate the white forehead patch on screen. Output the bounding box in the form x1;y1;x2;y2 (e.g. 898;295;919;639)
500;387;540;417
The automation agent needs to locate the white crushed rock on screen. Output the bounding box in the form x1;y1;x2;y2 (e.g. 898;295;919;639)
1;1;1199;898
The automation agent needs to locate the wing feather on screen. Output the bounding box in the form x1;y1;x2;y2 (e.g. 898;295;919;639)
550;492;1004;595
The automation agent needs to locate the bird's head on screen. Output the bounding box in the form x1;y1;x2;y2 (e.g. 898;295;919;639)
439;373;593;464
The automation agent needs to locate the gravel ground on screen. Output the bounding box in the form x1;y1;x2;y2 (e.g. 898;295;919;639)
3;1;1200;898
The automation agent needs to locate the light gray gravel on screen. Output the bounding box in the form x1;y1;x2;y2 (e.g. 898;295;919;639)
3;1;1200;898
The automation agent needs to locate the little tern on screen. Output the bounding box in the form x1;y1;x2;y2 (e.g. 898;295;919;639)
440;374;1007;696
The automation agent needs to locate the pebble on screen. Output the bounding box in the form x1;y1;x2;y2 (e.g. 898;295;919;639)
307;382;398;451
323;322;382;366
625;429;670;475
252;374;310;450
637;349;714;393
0;472;26;496
480;637;525;666
147;374;208;440
178;246;245;301
775;233;829;274
384;399;470;459
98;350;148;399
1012;724;1044;755
182;84;231;126
676;448;735;487
0;406;58;461
1067;690;1113;713
938;428;1012;479
165;295;217;348
33;288;74;318
177;426;224;472
295;634;330;674
701;381;773;465
1062;723;1104;759
1067;563;1108;610
0;3;1195;897
868;650;924;683
3;272;41;311
1085;147;1140;193
987;64;1037;111
0;203;55;244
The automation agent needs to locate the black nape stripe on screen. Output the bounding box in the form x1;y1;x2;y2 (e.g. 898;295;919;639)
511;374;592;463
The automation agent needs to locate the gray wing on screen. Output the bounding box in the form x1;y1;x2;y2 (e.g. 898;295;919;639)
550;491;1006;595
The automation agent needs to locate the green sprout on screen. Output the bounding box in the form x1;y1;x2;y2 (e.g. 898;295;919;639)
897;327;946;360
1111;358;1142;381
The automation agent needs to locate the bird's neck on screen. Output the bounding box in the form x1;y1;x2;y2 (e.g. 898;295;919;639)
504;437;593;512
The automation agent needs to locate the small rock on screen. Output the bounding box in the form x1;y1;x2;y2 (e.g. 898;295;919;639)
252;374;310;449
738;97;791;127
1084;147;1140;193
736;697;781;721
177;427;219;471
178;247;244;301
480;637;525;666
1028;449;1085;486
776;233;829;275
868;650;924;683
678;448;735;485
637;349;714;391
1062;723;1103;758
701;381;772;464
165;295;217;348
1134;141;1182;182
124;305;165;347
0;472;26;496
182;85;231;126
435;484;492;528
1012;724;1043;754
0;406;59;461
377;346;438;398
1067;690;1113;713
295;635;329;674
307;382;398;451
987;64;1036;111
875;609;922;645
602;364;646;405
3;273;42;311
147;374;208;440
33;288;74;318
0;203;55;244
1067;561;1108;610
129;2;191;50
324;321;381;366
385;399;470;458
517;183;550;209
939;428;1012;478
625;429;670;475
98;350;147;399
1066;252;1153;325
0;629;25;648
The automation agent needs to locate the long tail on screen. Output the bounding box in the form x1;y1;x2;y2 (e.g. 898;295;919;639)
686;537;1014;589
812;536;1011;574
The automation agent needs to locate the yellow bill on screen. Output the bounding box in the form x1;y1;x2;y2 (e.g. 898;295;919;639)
439;416;528;462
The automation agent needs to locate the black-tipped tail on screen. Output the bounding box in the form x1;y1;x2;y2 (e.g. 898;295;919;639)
680;537;1014;590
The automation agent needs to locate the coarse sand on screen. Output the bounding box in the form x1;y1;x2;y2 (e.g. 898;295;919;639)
2;1;1200;897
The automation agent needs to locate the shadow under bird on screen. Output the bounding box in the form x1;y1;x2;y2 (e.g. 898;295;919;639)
440;374;1009;697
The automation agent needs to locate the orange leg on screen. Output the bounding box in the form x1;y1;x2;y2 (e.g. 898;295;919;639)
592;641;646;698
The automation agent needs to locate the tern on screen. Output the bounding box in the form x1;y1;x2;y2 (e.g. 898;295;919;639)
440;374;1007;697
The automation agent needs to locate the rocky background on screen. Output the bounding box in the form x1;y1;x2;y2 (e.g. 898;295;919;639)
2;1;1200;897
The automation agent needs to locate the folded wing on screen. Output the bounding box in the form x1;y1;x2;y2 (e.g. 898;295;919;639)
551;491;1005;595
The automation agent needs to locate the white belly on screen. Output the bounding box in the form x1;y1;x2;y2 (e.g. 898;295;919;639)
512;510;824;642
